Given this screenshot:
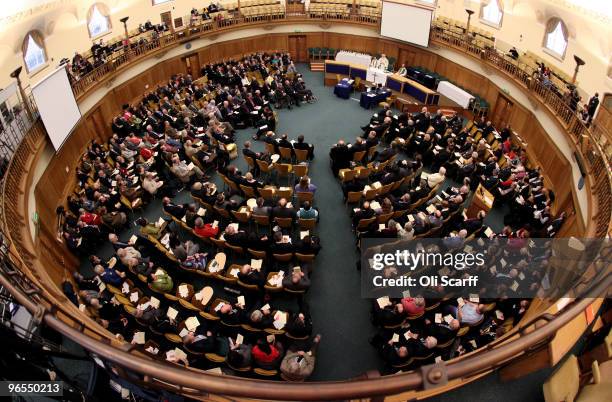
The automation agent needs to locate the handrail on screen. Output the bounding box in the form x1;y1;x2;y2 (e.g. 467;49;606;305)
0;257;608;400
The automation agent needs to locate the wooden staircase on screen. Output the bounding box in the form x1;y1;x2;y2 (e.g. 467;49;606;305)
309;61;325;72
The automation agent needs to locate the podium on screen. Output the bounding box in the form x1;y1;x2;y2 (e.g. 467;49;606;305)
466;184;494;218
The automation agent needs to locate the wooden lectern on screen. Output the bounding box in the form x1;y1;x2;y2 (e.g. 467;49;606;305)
466;184;494;218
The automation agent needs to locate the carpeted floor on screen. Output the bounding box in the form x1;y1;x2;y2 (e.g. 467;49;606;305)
76;64;547;400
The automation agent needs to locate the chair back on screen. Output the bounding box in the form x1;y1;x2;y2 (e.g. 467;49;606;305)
231;209;250;223
295;253;315;262
296;191;314;203
247;248;267;259
346;191;362;204
292;164;308;177
259;187;276;201
356;216;376;230
251;214;270;226
278;147;293;161
353;150;366;162
265;142;276;155
274;217;293;229
213;206;230;219
276;187;293;199
273;253;293;262
256;159;272;173
298;218;316;230
239;184;257;198
275;163;292;178
226;243;245;255
294;149;309;162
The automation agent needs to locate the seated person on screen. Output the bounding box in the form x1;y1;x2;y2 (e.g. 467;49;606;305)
401;296;425;317
227;343;252;369
251;335;284;369
182;330;216;353
272;198;296;221
280;334;321;381
237;264;264;286
294;175;317;194
293;134;314;160
295;235;321;255
282;269;311;292
270;230;294;254
150;268;173;293
297;201;318;220
193;217;219;238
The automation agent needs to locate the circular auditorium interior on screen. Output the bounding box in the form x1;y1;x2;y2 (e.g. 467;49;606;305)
0;1;610;401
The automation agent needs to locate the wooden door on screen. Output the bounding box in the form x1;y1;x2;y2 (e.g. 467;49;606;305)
288;35;307;62
89;106;109;142
160;11;173;32
492;93;514;128
182;54;201;78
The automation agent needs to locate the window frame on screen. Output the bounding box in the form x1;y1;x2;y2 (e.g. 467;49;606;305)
479;0;504;29
542;18;569;61
22;31;48;76
87;3;112;40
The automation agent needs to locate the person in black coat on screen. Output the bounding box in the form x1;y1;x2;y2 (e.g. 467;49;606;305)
329;140;352;175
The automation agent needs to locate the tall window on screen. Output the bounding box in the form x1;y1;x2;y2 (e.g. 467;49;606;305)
479;0;503;28
87;3;111;38
22;31;47;74
543;18;568;60
152;0;173;5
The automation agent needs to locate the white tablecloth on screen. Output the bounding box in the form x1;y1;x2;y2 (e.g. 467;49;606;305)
366;68;391;85
436;81;475;108
335;51;372;69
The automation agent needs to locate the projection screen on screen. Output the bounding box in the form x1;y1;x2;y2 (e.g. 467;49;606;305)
380;1;433;47
32;67;82;151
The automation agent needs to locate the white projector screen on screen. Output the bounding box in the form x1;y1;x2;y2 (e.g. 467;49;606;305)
32;67;82;151
380;1;433;47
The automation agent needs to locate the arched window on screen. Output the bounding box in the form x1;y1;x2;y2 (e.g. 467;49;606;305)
479;0;504;28
87;3;112;38
543;18;569;60
22;30;47;74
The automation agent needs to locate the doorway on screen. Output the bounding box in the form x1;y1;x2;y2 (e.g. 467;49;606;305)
492;93;514;128
182;54;201;78
288;35;307;62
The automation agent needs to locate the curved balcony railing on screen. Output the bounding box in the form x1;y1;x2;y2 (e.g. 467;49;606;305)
0;8;610;401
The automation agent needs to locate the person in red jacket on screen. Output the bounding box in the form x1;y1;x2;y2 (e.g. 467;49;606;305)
193;217;218;238
252;335;284;369
401;296;426;317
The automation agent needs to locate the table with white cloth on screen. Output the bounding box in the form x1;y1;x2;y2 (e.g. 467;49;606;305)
366;67;392;86
335;51;372;69
436;81;475;108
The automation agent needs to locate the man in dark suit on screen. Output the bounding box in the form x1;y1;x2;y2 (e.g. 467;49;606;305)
352;201;375;227
293;135;314;160
270;230;294;254
162;197;186;219
272;198;296;220
329;140;352;175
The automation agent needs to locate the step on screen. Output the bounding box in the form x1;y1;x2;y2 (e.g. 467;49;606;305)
310;62;325;72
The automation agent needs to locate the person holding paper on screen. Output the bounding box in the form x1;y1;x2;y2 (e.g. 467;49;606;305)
248;308;274;330
226;336;252;365
150;269;173;293
136;217;162;237
377;54;389;71
280;334;321;381
372;302;405;327
170;155;205;184
193;217;219;238
424;318;460;345
282;269;311;292
238;264;265;287
182;330;216;353
270;230;295;254
252;336;284;369
94;264;125;287
285;311;313;339
162;197;187;219
142;172;164;196
272;198;296;221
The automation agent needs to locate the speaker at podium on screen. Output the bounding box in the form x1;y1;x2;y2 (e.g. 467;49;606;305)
466;184;494;218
